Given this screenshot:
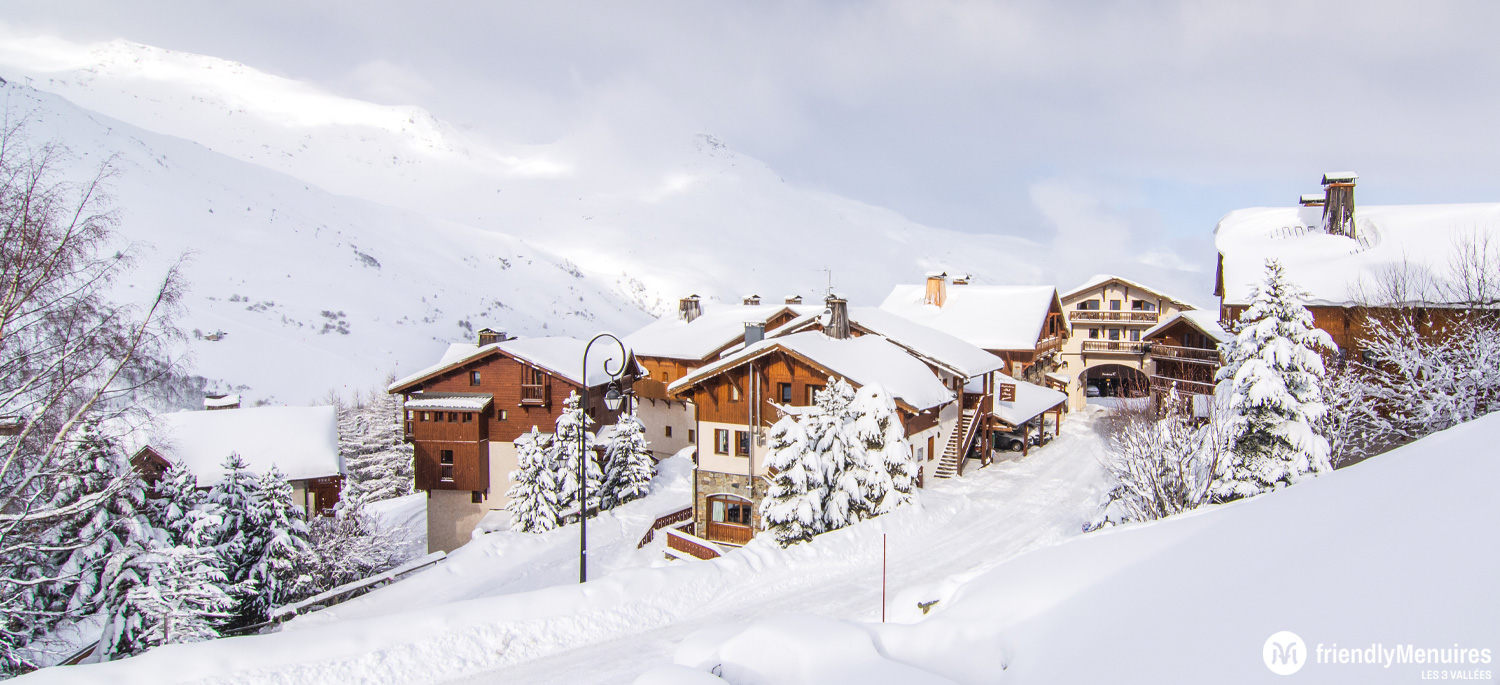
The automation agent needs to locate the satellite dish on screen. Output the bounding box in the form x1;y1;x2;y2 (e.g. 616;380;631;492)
818;308;833;327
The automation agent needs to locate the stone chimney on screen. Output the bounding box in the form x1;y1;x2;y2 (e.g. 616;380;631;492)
477;327;505;346
744;322;765;347
784;295;803;305
1321;172;1357;238
924;272;948;307
742;294;761;306
679;295;702;323
823;294;850;340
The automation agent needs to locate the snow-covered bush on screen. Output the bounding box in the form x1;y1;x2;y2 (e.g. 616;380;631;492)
506;428;560;533
1213;260;1336;500
1316;359;1388;466
601;408;655;510
1360;309;1500;439
1094;390;1221;526
337;380;413;503
297;495;415;595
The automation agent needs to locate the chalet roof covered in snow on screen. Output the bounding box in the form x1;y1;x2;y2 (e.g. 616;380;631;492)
623;303;821;362
989;379;1068;427
403;393;494;412
389;336;639;392
139;406;341;486
879;284;1060;351
1214;202;1500;307
766;306;1006;379
668;331;955;411
1143;310;1232;343
1061;274;1198;309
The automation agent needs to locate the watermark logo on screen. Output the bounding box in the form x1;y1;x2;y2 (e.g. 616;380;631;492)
1264;631;1307;675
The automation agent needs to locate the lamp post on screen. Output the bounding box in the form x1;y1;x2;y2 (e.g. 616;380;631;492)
580;332;628;584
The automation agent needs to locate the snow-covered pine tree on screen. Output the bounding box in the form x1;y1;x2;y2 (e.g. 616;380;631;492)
244;467;310;621
552;392;602;515
147;463;210;546
1213;259;1337;501
600;408;655;510
757;414;824;546
98;511;232;657
204;453;265;627
808;379;867;531
848;383;916;515
339;381;414;503
506;428;561;533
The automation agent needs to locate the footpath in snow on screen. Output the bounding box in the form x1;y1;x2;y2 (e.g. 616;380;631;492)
23;409;1112;684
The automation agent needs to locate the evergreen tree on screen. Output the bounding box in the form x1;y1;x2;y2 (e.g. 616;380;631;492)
552;392;601;515
244;467;310;621
600;408;655;510
848;384;916;514
338;382;414;503
146;463;211;547
98;512;231;657
807;379;866;531
1213;259;1337;500
758;414;825;546
204;453;265;627
506;428;561;533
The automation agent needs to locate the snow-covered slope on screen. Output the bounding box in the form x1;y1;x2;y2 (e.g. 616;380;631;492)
0;36;1060;312
1;82;652;403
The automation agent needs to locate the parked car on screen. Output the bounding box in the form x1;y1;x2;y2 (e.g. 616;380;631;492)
992;430;1025;452
1085;384;1102;398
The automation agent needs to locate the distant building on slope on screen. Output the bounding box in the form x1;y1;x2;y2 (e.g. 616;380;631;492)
1214;172;1500;355
1057;275;1196;410
387;331;642;553
130;405;344;519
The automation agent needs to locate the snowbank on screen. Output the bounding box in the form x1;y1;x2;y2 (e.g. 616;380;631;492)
649;412;1500;684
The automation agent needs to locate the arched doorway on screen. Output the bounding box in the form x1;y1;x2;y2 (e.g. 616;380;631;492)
1081;363;1149;399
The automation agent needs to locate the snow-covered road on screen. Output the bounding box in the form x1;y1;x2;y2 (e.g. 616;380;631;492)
446;409;1110;684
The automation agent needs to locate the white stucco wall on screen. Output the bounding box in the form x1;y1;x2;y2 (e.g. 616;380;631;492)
426;489;491;554
634;398;696;458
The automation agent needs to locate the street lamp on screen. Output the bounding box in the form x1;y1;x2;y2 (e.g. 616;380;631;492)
579;332;629;583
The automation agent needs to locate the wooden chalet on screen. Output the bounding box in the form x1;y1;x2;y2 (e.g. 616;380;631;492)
1214;173;1500;362
1142;310;1231;416
387;331;641;553
879;274;1067;384
1058;274;1195;410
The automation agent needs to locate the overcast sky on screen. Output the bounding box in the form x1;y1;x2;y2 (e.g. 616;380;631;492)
5;0;1498;293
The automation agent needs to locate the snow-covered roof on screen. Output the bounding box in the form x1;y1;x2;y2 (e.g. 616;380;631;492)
879;284;1059;351
623;303;821;361
1214;202;1500;306
991;379;1068;427
669;331;955;412
403;393;494;412
1143;310;1233;344
1060;274;1197;309
389;336;638;392
1323;171;1358;183
844;307;1004;378
140;406;341;486
203;394;240;409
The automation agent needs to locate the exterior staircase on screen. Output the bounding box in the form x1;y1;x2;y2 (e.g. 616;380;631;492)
933;406;977;479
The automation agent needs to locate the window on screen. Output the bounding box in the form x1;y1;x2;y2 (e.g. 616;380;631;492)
1089;328;1099;339
1077;299;1100;310
708;496;751;525
471;491;484;504
779;382;792;404
730;381;742;402
735;430;750;456
916;446;925;461
1129;329;1141;342
497;409;507;421
715;429;730;454
421;411;431;422
1110;300;1122;311
665;426;673;438
1131;299;1156;311
440;450;454;482
1109;328;1121;341
462;412;473;422
805;384;824;405
447;412;458;423
469;370;482;386
521;366;546;404
663;371;671;382
688;429;696;443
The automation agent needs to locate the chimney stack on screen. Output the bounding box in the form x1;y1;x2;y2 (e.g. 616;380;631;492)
784;295;803;305
742;294;761;306
1321;172;1357;238
477;327;504;346
823;294;850;340
924;272;948;307
679;294;702;323
744;322;765;347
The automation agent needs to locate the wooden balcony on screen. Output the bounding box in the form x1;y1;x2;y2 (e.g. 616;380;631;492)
1149;375;1216;396
1148;344;1220;364
1081;340;1147;354
705;521;754;546
520;383;550;405
1071;310;1159;323
1035;335;1064;354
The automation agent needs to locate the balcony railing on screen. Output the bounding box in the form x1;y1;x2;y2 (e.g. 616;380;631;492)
1148;344;1220;364
1071;310;1159;323
1149;375;1217;396
1081;340;1147;354
1035;335;1064;354
520;383;550;405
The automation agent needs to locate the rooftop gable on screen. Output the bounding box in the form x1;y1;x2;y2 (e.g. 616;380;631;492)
879;284;1060;351
1061;274;1198;309
1143;309;1232;344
